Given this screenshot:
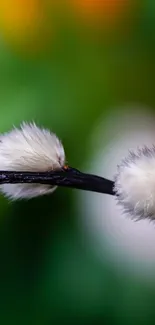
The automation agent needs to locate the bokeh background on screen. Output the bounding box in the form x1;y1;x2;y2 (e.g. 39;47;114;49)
1;1;155;324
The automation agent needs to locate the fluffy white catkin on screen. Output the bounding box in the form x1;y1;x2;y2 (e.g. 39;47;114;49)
114;146;155;220
0;122;65;199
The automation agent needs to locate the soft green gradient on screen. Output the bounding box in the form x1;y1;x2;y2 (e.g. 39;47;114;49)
0;1;155;324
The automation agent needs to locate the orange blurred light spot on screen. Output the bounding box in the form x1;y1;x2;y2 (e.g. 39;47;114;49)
70;0;132;26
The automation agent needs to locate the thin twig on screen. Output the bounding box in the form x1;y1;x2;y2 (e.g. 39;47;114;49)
0;168;115;195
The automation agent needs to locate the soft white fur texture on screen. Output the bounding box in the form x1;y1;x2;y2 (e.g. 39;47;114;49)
0;122;65;199
114;146;155;220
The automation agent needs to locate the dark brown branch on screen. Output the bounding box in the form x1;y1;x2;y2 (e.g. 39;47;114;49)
0;167;115;195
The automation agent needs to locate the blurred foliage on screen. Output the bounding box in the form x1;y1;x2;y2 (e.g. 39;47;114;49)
0;0;155;324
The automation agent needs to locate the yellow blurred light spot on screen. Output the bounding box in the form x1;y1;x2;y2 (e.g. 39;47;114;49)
0;0;51;53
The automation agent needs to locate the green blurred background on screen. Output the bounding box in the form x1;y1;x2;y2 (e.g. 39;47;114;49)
0;0;155;324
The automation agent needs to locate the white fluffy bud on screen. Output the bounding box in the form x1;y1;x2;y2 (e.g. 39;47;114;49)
0;122;65;199
114;146;155;220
